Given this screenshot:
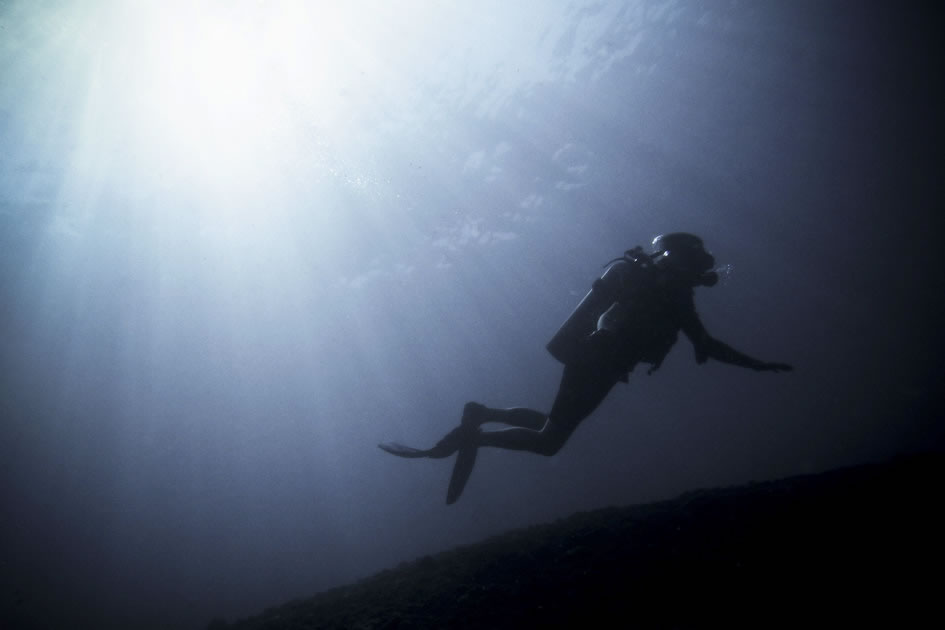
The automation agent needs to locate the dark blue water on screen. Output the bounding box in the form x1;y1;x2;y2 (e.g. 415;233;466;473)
1;1;941;628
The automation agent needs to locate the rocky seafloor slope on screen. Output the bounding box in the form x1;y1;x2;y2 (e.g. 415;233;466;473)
212;452;943;629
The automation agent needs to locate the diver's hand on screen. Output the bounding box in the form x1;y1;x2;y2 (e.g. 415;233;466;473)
755;361;793;373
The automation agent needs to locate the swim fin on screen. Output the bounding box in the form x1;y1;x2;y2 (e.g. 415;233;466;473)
379;422;476;460
379;430;479;504
446;442;478;505
377;442;433;458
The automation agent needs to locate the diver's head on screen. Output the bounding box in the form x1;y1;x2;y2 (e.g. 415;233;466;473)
651;232;718;287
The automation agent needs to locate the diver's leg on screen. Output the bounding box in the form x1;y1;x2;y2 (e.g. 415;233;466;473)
474;365;620;456
383;365;619;460
473;419;561;455
462;402;547;430
420;403;547;458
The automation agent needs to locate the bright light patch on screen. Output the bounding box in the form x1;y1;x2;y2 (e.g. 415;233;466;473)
117;1;360;194
150;17;266;170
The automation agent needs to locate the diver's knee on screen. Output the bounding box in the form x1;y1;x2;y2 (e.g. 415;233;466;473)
537;424;569;456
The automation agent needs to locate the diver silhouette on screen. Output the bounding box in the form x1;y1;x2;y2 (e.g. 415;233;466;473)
379;233;793;504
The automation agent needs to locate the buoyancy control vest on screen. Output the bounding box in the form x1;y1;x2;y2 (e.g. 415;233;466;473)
546;246;666;367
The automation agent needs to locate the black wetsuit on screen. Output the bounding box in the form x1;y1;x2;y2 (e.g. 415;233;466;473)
548;270;705;435
379;243;790;504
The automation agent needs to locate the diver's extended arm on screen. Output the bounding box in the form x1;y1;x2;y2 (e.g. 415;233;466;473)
682;310;792;372
696;334;792;371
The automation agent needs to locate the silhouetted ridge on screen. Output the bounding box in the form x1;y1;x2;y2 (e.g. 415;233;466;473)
212;452;944;629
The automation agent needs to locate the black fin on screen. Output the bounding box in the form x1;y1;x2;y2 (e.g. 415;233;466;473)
446;444;478;504
378;442;432;458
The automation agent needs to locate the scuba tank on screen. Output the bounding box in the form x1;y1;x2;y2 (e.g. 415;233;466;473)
546;247;655;365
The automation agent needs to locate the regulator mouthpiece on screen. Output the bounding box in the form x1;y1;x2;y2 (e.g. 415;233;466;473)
700;271;719;287
704;263;735;287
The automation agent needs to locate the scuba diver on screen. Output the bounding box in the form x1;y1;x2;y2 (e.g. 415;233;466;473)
379;233;793;504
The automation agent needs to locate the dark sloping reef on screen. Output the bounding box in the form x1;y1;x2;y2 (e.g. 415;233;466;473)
213;453;943;629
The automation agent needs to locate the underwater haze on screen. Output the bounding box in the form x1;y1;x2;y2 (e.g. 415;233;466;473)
1;1;942;628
